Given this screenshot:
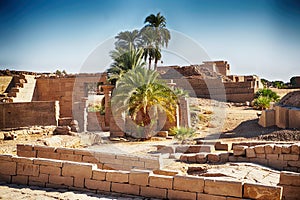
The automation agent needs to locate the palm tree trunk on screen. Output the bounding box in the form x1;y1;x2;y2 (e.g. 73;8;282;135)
148;57;152;70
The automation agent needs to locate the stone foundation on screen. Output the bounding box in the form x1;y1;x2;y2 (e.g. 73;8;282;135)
0;153;283;200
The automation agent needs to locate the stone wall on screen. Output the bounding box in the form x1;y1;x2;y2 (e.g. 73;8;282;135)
0;101;59;129
278;171;300;199
259;105;300;129
0;153;283;199
231;144;300;172
34;74;106;118
17;144;160;171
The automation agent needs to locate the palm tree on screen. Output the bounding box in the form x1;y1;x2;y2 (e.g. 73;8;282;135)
115;30;142;50
107;45;145;84
142;12;171;69
111;66;178;139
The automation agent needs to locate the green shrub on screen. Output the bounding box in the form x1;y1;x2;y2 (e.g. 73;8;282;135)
88;104;105;114
253;96;271;110
255;89;280;102
169;127;196;141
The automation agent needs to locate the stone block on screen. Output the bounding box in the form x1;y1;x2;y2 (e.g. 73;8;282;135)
17;150;37;158
153;169;178;176
204;178;243;198
273;145;282;154
149;174;173;189
187;154;197;163
173;175;204;192
34;145;55;152
111;182;140;195
129;169;151;186
197;193;226;200
283;154;299;161
82;155;99;163
12;175;28;185
288;161;300;168
243;183;282;200
29;173;49;183
258;109;275;127
275;106;289;128
196;153;207;163
215;142;230;151
249;158;268;166
219;153;230;163
268;160;287;170
246;147;256;158
279;171;300;186
62;162;95;178
17;163;39;176
106;170;129;183
17;144;34;152
92;169;106;181
157;146;175;154
291;144;300;154
85;179;111;191
266;154;279;160
229;156;237;162
49;175;73;186
33;158;63;167
74;177;84;188
12;157;34;164
207;153;220;163
45;183;68;189
0;174;11;183
37;151;60;160
140;186;167;199
167;190;197;200
256;153;266;159
254;145;265;154
281;185;300;200
156;131;168;137
28;180;45;187
264;144;274;154
0;161;16;175
233;145;247;156
40;165;61;175
0;154;13;161
281;145;291;154
289;108;300;129
60;153;82;162
73;149;93;156
55;147;74;154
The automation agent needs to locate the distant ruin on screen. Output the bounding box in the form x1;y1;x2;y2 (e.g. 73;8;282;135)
0;61;263;132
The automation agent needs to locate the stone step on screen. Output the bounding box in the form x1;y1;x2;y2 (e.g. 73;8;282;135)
180;152;231;164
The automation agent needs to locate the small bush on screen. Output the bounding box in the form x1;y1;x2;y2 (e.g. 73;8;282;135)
88;104;105;114
198;114;210;123
170;127;196;142
253;96;271;110
255;89;280;102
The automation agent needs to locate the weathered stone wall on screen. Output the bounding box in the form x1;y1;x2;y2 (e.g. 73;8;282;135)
0;101;59;129
259;105;300;129
173;78;255;102
278;171;300;199
0;153;283;199
34;74;106;118
231;144;300;172
17;144;160;171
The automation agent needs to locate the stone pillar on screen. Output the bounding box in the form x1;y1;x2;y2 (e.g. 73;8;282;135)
101;85;114;127
72;97;88;132
179;97;191;128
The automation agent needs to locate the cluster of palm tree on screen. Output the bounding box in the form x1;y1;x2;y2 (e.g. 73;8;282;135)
108;13;183;139
108;12;171;83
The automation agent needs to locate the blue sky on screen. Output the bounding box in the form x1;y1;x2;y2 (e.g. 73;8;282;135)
0;0;299;82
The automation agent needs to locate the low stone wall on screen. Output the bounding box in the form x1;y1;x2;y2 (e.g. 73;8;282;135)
0;101;59;129
0;154;283;199
278;171;300;199
231;144;300;172
17;144;160;171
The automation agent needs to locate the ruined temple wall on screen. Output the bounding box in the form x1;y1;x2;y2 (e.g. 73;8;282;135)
0;101;59;129
172;78;255;102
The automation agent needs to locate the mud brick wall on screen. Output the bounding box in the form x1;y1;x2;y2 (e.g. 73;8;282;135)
17;144;160;171
278;171;300;199
0;101;59;129
231;144;300;172
0;154;283;199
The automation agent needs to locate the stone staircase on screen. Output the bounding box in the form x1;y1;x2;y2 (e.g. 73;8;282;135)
7;75;36;102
